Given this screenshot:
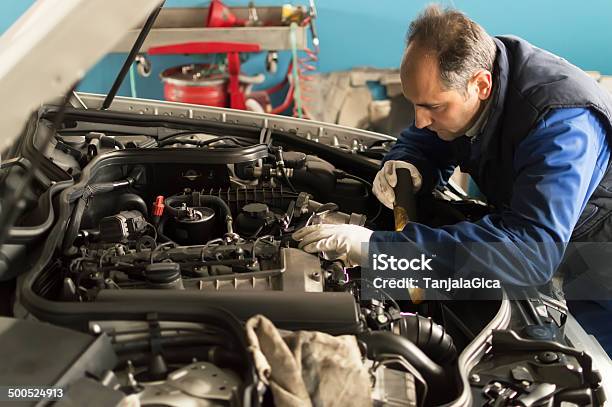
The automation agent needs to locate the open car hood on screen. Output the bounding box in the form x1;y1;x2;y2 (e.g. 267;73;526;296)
0;0;163;154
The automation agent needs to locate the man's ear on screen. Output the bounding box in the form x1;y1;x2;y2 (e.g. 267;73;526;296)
472;70;493;100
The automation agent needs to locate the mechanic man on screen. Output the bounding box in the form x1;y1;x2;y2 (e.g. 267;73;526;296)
292;6;612;353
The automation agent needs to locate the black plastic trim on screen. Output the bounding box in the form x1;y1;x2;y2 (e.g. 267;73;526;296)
43;106;264;139
8;180;72;243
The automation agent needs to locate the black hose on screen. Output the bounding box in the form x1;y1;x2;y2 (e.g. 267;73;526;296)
335;170;372;189
358;331;447;390
0;84;77;249
62;197;88;255
395;314;457;365
62;182;120;255
62;167;144;254
112;333;229;353
125;166;145;186
115;193;148;216
158;135;251;148
156;216;176;244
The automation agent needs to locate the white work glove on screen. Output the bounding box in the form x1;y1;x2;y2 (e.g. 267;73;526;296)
372;160;422;209
292;224;373;267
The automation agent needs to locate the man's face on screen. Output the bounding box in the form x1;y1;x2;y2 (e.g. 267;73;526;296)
400;42;492;141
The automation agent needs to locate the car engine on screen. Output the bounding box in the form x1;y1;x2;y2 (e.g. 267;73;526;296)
41;133;382;300
56;159;368;298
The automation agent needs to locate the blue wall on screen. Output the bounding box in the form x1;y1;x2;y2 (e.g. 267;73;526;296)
2;0;611;100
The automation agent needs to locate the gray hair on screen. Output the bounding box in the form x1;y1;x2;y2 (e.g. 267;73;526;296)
406;5;496;92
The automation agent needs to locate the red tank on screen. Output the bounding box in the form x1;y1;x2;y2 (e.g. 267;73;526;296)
160;64;228;107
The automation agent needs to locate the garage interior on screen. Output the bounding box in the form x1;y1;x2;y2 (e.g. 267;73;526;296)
0;1;611;406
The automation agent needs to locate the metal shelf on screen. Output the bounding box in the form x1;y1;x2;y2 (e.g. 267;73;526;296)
112;7;308;53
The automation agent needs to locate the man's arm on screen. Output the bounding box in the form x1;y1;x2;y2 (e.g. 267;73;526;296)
384;126;457;194
371;108;611;286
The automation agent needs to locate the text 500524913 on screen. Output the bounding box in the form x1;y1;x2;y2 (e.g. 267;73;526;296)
3;387;64;401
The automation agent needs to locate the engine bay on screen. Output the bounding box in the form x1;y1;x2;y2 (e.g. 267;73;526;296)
42;126;381;301
3;102;605;406
12;108;471;405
